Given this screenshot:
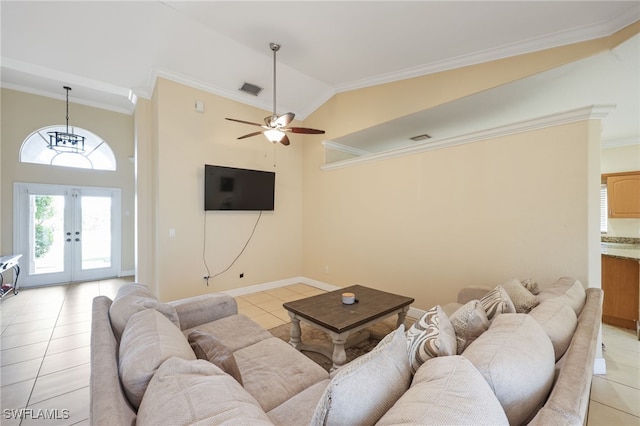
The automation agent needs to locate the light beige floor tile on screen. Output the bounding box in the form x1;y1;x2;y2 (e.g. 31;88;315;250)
1;318;59;336
275;293;305;302
39;346;90;376
301;288;326;297
591;376;640;417
284;283;318;294
0;358;42;386
22;386;89;426
250;312;286;330
604;347;640;371
55;312;92;327
240;291;279;305
264;287;299;300
256;298;286;312
29;363;90;405
50;321;91;340
234;297;251;308
271;307;292;322
1;341;48;367
10;310;60;324
237;304;268;318
600;357;640;390
587;400;640;426
1;378;35;411
46;332;91;356
1;328;53;350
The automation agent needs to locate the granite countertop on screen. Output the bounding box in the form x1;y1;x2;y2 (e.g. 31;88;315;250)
601;242;640;261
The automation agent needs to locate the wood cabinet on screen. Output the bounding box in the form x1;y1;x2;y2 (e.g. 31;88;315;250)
606;172;640;218
601;254;639;330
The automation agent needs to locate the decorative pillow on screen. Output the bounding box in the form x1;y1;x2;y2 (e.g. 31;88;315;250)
448;300;490;354
377;356;509;425
463;314;555;426
529;296;578;361
119;309;195;409
521;278;540;295
501;278;539;313
109;283;180;340
537;277;586;316
406;305;457;373
136;357;272;425
188;330;243;385
310;325;411;426
480;285;516;321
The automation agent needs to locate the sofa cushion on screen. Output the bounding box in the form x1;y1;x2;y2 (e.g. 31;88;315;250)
234;337;329;412
311;326;411;426
529;296;578;361
406;305;456;373
538;277;586;316
462;313;555;426
109;283;179;340
136;357;272;425
267;379;330;426
377;356;509;425
449;300;490;354
501;278;539;313
183;313;274;352
188;330;243;385
118;309;195;409
480;285;516;321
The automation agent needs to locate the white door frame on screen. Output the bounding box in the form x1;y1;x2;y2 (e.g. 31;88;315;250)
13;182;121;287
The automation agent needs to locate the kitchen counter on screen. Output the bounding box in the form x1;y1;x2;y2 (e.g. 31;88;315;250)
601;243;640;261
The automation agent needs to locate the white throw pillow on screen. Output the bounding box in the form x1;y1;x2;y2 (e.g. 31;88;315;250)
480;285;516;321
137;357;272;425
529;296;578;361
310;325;411;426
406;305;457;373
501;278;539;313
449;300;490;354
538;277;586;316
118;309;195;409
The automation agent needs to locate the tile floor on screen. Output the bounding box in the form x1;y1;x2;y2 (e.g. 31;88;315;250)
1;278;638;425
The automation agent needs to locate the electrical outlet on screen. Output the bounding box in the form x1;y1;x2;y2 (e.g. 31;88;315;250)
239;273;244;278
324;266;329;274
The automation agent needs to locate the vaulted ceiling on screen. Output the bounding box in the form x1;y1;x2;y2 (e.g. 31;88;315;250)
2;1;638;147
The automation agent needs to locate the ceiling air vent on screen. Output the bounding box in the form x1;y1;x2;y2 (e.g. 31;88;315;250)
239;82;263;96
410;133;431;142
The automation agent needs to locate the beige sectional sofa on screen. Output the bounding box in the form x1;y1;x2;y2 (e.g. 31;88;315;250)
91;277;602;425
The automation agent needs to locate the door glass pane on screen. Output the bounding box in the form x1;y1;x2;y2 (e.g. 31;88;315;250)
81;196;112;270
31;194;65;274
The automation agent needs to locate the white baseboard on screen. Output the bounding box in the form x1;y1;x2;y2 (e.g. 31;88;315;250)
119;270;135;278
593;357;607;375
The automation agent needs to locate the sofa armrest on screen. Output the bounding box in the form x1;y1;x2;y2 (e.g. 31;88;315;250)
457;287;491;304
90;296;137;425
169;293;238;330
528;288;603;426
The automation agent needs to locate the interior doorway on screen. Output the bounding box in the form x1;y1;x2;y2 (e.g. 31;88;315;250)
13;182;121;287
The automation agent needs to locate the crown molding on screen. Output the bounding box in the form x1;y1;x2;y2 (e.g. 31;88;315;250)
334;13;640;93
321;105;616;171
321;140;371;157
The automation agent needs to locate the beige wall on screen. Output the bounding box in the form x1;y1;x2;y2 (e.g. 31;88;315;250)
601;143;640;238
0;88;135;274
147;78;305;301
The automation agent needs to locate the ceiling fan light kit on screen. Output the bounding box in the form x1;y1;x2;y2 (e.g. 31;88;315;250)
225;42;325;146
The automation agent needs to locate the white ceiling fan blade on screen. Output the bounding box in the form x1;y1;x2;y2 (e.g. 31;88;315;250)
275;112;295;127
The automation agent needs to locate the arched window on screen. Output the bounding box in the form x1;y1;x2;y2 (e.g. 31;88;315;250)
20;125;117;171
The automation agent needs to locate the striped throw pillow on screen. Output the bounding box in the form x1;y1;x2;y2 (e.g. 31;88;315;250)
406;305;456;374
480;285;516;321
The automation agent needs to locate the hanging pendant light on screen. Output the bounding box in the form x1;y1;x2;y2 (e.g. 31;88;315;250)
47;86;85;152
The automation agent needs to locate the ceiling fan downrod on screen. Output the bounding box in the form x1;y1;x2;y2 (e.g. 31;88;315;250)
270;43;280;121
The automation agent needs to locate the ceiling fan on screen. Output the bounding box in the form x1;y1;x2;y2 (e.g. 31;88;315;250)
225;43;325;146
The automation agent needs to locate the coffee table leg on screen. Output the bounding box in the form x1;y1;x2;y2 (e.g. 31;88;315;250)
330;333;349;372
396;306;410;328
288;312;302;350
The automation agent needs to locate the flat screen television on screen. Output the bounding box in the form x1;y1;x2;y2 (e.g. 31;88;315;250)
204;164;275;211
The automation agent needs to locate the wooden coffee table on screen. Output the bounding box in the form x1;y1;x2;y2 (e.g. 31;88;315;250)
283;285;414;371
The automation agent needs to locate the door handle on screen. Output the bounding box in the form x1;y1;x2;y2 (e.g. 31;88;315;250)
75;238;80;242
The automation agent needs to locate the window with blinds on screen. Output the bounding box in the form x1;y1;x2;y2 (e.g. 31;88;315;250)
600;184;608;233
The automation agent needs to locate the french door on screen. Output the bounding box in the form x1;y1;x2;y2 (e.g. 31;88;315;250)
13;183;121;287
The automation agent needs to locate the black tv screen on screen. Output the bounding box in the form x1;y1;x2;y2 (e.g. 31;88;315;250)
204;164;275;211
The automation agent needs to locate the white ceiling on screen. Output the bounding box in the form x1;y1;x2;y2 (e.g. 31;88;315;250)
1;1;639;145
